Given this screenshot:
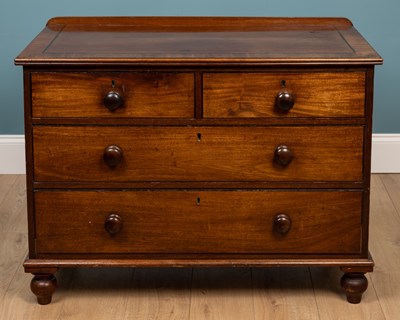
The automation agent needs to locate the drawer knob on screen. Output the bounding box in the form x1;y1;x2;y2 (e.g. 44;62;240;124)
103;145;123;168
275;90;295;112
103;91;124;111
273;213;292;234
274;145;293;166
104;213;123;235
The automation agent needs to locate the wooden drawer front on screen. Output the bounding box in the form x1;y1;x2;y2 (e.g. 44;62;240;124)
31;72;194;118
203;72;365;118
35;190;362;254
33;126;363;182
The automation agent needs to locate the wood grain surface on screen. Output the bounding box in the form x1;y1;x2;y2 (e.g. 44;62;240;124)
203;72;365;118
32;72;194;118
14;17;383;65
34;190;362;254
33;126;364;182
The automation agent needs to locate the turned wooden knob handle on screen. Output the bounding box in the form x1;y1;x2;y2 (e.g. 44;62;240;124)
275;90;295;112
274;145;293;166
273;213;292;234
103;145;123;168
103;91;124;111
104;213;123;235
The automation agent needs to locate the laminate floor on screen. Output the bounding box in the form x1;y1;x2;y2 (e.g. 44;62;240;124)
0;174;399;320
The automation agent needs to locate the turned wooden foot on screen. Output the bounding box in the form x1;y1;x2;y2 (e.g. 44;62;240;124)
30;273;58;305
341;273;368;304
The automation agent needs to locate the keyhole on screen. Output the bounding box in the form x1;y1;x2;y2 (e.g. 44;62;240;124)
196;197;201;205
281;80;286;88
197;133;201;142
111;80;116;88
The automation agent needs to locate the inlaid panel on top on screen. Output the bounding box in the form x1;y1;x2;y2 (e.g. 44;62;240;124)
45;30;353;58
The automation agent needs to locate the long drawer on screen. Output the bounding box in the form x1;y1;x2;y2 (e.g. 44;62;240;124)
33;126;363;182
31;72;195;118
203;72;366;118
35;190;362;254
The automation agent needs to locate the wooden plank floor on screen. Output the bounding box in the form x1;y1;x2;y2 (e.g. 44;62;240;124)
0;174;399;320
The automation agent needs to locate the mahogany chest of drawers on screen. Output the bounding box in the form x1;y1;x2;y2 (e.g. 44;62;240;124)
15;17;382;305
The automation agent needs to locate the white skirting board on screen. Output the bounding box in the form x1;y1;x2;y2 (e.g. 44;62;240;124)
1;134;400;174
371;134;400;173
0;135;26;174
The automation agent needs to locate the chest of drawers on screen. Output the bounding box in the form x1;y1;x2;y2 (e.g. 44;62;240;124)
15;17;382;305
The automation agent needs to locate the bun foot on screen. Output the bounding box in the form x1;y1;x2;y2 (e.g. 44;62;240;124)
31;273;58;305
341;273;368;304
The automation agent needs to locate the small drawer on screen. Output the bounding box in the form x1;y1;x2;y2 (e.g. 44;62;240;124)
33;125;363;182
35;190;362;254
203;72;365;118
31;72;194;118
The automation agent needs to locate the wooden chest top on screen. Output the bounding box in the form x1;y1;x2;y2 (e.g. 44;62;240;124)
15;17;382;66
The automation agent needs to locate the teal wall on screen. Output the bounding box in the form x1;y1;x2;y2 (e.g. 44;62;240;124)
0;0;396;134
